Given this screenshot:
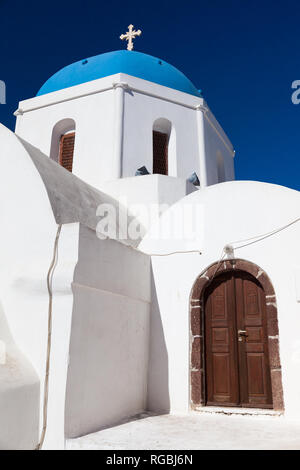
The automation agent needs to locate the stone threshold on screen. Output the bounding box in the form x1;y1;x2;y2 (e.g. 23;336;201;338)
193;406;283;417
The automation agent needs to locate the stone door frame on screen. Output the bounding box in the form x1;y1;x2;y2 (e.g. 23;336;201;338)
190;259;284;411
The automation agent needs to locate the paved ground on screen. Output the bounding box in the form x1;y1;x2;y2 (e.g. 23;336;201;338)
66;411;300;450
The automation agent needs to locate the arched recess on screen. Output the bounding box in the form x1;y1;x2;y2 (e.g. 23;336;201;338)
152;118;176;176
216;150;225;183
50;118;76;171
190;259;284;411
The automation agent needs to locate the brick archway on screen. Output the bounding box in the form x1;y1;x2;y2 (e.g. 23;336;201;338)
190;259;284;411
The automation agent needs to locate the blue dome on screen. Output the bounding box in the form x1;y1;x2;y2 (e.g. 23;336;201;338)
37;50;201;97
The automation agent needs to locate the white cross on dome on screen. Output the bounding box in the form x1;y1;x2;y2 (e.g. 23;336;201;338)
120;24;142;51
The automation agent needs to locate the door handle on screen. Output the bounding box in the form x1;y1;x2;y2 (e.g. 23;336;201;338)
238;330;248;336
238;329;248;341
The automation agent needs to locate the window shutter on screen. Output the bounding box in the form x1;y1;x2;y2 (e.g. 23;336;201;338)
153;131;168;175
59;132;75;172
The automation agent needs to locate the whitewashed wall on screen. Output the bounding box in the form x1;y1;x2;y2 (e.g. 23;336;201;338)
0;124;79;449
99;174;197;234
203;112;235;184
139;181;300;419
15;78;116;188
65;226;151;437
122;83;199;179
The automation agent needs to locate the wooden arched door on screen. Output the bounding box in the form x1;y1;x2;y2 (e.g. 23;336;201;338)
204;270;273;408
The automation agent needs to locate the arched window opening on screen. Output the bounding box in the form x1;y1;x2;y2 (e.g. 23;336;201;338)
217;150;225;183
50;118;76;172
59;132;75;172
153;131;168;175
153;118;173;176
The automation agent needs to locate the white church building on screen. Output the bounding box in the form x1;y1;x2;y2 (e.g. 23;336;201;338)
0;27;299;450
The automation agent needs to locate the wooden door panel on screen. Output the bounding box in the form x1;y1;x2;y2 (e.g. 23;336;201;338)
235;273;273;407
213;354;230;400
247;353;266;395
205;275;239;406
211;285;227;319
204;271;273;409
211;328;229;352
247;327;263;342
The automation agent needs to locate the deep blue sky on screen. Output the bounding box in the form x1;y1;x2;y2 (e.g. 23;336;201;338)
0;0;299;189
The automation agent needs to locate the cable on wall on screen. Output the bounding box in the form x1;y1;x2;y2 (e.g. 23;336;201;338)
150;249;202;256
229;216;300;251
132;217;299;259
207;216;300;286
35;224;62;451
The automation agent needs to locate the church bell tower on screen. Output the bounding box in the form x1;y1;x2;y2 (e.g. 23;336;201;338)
14;26;235;190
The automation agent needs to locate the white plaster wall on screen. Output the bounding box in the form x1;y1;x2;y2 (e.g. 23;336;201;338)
122;87;199;179
120;75;234;184
16;84;116;188
15;73;234;190
0;124;79;449
0;300;39;450
203;112;235;185
99;174;197;234
65;226;151;437
139;181;300;419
